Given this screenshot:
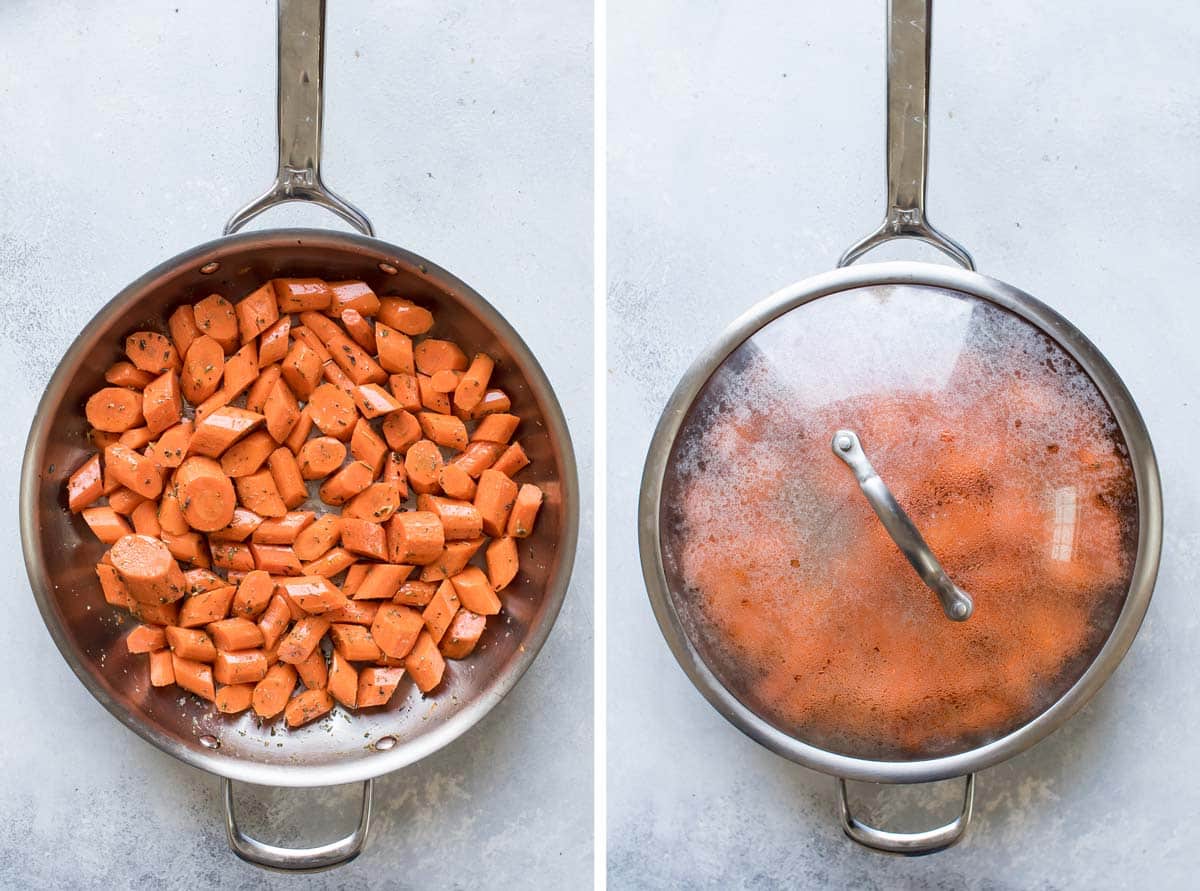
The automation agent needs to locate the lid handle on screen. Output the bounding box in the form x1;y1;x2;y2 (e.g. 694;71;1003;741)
838;0;973;270
832;430;973;621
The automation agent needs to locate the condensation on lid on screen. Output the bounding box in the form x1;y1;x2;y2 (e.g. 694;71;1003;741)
659;284;1138;761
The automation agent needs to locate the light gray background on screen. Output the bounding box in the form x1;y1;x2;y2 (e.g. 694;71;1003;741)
0;1;591;888
609;1;1198;888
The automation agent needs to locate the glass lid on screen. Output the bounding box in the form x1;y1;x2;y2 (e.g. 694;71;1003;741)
659;283;1138;761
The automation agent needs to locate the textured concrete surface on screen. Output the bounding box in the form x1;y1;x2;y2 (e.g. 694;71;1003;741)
0;1;591;888
609;1;1198;888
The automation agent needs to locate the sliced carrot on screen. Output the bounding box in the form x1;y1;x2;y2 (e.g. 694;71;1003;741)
219;429;276;478
166;626;217;661
419;538;485;582
208;617;265;650
382;410;422;452
419;493;483;541
82;506;132;544
110;533;188;604
348;418;386;473
377;297;433;334
104;443;163;499
129;599;180;626
429;369;461;393
339;518;388;560
267;446;307;509
438;463;477;501
126;624;167;654
188;406;264;458
146;419;193;469
96;562;134;608
258;315;291;368
329;281;380;317
353;383;401;419
251;511;314;545
329;624;382;662
183;567;226;593
318;460;375;506
251;544;303;575
214;649;269;685
422;580;461;644
161;530;210;568
236;282;280;344
418;374;451;414
168;304;202;358
282;340;323;399
278;576;349;614
223;342;259;399
130;499;162;537
106;361;155;389
325;599;379;626
245;363;281;414
158;480;189;535
273;278;332;313
462;388;512;419
382;450;409;498
252;662;298;718
66;454;104;513
449;441;506;478
86;386;144;433
231;569;275;618
257;594;292;649
404;439;443;495
474;468;518;538
178;585;235;627
328;650;358;707
264;376;301;443
209;507;265;542
182;335;225;404
107;486;147;516
414;339;468;375
440;609;486;659
389;373;423;412
394;579;438;607
277;616;331;664
486;536;520;590
300;547;357;578
453;353;494;413
492;442;530;478
340;308;377;353
293;514;341;563
417;412;468;450
352;564;413;601
294;646;328;690
374;322;413;374
450;566;501;616
471;412;520;444
210;540;255;573
125;331;180;375
285;404;314;454
285;688;333;727
172;655;216;701
175;456;236;531
386;512;444;565
149;649;176;686
193;294;240;353
194;388;232;424
235;469;288;518
404;631;445;693
308;383;357;440
297;436;347;480
356;666;405;708
507;483;544;538
342;482;400;523
118;426;154;451
215;683;255;714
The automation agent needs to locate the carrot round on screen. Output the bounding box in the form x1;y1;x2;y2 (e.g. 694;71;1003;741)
298;436;347;480
111;534;187;604
182;334;225;404
142;371;183;435
252;662;298;718
386;511;444;565
382;410;422;452
308;383;358;440
86;387;144;433
232;569;275;618
318;460;375;507
404;439;443;495
193;294;239;352
125;331;180;375
175;456;236;532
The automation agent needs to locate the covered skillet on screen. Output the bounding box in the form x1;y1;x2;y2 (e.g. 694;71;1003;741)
20;0;577;871
639;0;1160;854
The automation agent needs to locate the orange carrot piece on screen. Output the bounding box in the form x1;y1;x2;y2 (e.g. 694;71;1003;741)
438;463;477;501
329;281;380;317
232;569;275;618
386;512;444;565
418;374;451;414
506;483;543;538
210;540;255;573
293;514;341;563
168;304;202;359
339;518;388;560
208;617;265;650
377;297;433;334
278;576;349;614
418;493;483;541
252;662;298;718
141;371;182;435
300;547;357;578
251;543;303;575
471;412;520;444
263;376;301;443
318;460;375;506
374;322;414;374
219;429;276;478
149;649;176;686
285;688;334;727
486;536;520;590
126;624;167;654
67;453;104;513
449;441;506;478
422;580;461;644
193;293;240;353
223;342;259;399
235;469;288;518
282;340;323;399
356;666;405;708
329;624;382;662
342;482;400;523
307;383;357;440
394;580;438;607
130;499;162;537
82;506;132;544
350;418;388;474
353;383;402;418
298;436;347;480
258;315;291;368
182;335;225;404
419;538;485;582
173;654;216;701
404;439;443;495
352;564;414;601
209;507;265;542
382;410;422;452
440;609;486;659
251;511;314;545
125;331;180;375
473;468;518;538
340;308;377;353
414;339;469;375
278;616;331;664
178;585;236;627
492;442;530;478
245;364;281;414
417;412;468;450
389;372;423;412
174;455;236;532
236;282;279;344
110;533;188;604
404;631;445;693
86;386;144;433
450;566;501;616
214;649;269;685
188;406;265;458
267;446;308;509
453;353;494;413
273;278;332;312
328;650;358;707
257;594;292;649
215;683;255;714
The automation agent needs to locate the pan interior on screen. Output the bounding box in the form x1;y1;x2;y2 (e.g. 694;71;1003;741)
659;283;1137;762
23;232;574;785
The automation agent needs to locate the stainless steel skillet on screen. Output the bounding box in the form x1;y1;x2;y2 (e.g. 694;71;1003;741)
20;0;578;871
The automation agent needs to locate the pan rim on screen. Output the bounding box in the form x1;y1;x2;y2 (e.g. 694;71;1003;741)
20;227;580;787
638;259;1162;784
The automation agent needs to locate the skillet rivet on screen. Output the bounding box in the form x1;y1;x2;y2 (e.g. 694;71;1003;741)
200;262;220;274
374;735;397;751
199;734;220;749
378;262;398;275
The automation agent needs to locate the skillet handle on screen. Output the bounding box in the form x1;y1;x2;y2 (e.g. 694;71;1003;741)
225;0;374;236
837;774;975;855
839;0;972;269
223;777;374;872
